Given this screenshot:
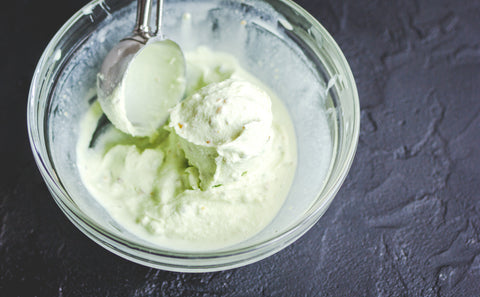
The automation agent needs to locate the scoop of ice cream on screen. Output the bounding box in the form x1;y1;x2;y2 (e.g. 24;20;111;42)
169;78;273;189
98;40;186;137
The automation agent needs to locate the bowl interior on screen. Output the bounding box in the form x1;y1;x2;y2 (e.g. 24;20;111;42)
30;0;358;264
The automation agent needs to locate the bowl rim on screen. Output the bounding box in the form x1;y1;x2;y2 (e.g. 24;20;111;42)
27;0;360;271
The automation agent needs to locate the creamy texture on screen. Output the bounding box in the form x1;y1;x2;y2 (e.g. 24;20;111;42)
77;47;297;251
170;78;273;189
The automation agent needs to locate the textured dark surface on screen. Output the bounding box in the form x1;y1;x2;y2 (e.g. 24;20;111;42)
1;0;480;296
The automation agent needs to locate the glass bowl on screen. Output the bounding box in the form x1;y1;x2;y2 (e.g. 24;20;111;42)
27;0;359;272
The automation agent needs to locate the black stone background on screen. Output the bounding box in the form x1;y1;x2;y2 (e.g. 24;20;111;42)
1;0;479;296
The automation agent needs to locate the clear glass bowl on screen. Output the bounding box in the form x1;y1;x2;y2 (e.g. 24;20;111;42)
27;0;359;272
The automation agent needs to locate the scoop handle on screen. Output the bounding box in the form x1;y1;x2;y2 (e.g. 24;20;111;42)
154;0;164;37
134;0;154;37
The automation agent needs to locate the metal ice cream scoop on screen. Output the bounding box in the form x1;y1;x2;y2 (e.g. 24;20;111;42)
96;0;186;137
97;0;184;98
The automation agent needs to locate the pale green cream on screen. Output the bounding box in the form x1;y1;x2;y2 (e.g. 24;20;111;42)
169;78;273;189
77;47;297;251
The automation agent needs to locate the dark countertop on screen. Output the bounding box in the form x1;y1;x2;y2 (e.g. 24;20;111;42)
2;0;479;296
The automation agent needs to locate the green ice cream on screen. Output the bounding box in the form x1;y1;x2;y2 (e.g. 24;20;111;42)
77;47;297;251
170;78;273;189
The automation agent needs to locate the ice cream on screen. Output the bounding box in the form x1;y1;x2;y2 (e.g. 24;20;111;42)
169;78;273;189
77;47;297;251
